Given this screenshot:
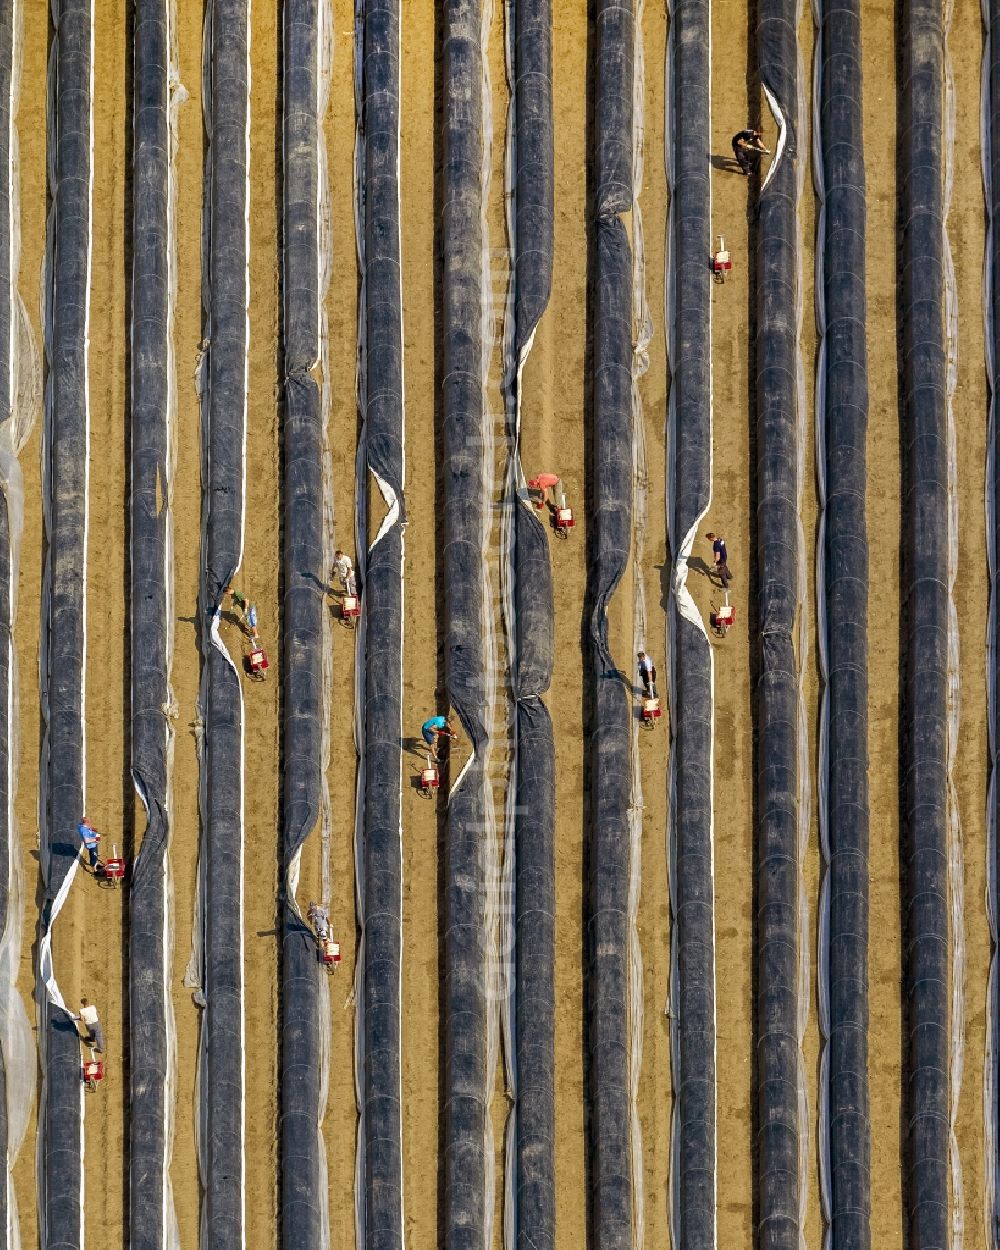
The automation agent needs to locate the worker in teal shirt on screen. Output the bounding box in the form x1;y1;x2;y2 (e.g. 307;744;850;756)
421;715;456;759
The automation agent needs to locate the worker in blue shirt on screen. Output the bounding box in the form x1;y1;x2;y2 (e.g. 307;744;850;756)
77;818;101;871
421;715;456;759
706;532;732;590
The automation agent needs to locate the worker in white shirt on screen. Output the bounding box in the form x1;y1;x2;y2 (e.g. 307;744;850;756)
637;651;657;699
307;901;331;942
332;550;356;597
73;998;105;1054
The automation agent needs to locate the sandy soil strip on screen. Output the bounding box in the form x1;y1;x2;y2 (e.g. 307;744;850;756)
398;6;441;1245
238;3;283;1243
164;0;205;1240
860;5;903;1243
633;3;671;1242
948;1;989;1244
514;1;589;1242
702;0;754;1238
318;0;361;1244
66;3;130;1243
795;7;822;1245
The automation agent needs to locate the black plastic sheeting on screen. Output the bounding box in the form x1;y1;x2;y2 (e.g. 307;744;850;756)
508;0;555;1245
200;3;249;1246
816;3;871;1247
988;0;1000;1234
42;3;93;1246
587;1;633;1243
129;4;175;1247
754;4;800;1247
668;3;715;1247
359;1;405;1245
440;4;490;1245
899;2;949;1245
279;3;326;1246
0;5;12;1245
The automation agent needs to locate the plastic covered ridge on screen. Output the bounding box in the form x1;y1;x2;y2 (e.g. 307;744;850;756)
665;1;716;1246
357;1;406;1245
198;3;250;1246
40;3;94;1246
279;2;330;1247
503;0;556;1243
440;2;493;1247
811;2;871;1249
899;2;950;1247
587;0;634;1244
754;2;802;1246
129;2;182;1248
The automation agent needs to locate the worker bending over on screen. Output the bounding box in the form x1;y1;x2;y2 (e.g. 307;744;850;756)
73;998;105;1053
307;902;331;942
227;585;248;622
77;818;101;872
422;715;457;760
731;127;769;175
527;473;561;511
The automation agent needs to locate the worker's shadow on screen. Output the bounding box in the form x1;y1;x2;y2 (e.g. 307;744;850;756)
686;555;716;581
402;736;429;759
710;153;746;173
219;608;251;633
301;569;340;599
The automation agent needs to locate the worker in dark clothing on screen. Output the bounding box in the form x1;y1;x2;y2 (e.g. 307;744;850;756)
706;532;732;589
732;128;769;175
637;652;657;699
